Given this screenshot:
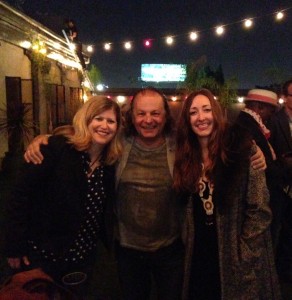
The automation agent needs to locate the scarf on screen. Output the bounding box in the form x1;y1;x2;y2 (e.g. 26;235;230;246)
243;108;276;160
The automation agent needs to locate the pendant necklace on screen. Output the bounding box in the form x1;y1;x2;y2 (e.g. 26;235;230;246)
87;156;100;174
199;164;214;225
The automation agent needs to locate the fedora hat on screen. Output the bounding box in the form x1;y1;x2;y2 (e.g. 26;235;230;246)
245;89;278;106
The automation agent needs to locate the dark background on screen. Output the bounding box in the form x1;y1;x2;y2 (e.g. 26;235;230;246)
5;0;292;88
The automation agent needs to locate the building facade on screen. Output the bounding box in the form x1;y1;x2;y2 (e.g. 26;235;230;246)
0;1;86;166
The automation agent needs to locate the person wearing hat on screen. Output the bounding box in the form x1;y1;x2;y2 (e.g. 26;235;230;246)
267;79;292;283
235;89;288;258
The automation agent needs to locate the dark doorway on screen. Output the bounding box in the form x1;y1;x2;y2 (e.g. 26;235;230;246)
5;77;22;153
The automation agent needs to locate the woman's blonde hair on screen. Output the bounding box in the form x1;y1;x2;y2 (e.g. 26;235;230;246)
66;96;123;165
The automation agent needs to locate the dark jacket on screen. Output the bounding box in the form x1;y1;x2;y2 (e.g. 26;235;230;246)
5;135;116;258
268;107;292;186
236;111;287;188
182;125;280;299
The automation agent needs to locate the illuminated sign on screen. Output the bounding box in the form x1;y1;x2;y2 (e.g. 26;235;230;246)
141;64;186;82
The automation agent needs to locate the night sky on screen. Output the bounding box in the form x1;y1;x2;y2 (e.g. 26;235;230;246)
5;0;292;89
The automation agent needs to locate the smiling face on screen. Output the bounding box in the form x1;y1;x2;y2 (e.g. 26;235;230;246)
88;108;118;148
189;94;214;142
132;92;166;145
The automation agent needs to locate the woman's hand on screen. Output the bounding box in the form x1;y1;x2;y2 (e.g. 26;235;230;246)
7;256;30;269
250;144;266;171
24;135;50;164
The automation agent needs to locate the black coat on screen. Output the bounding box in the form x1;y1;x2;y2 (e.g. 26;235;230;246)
236;111;286;188
268;107;292;156
268;107;292;186
5;135;116;258
181;124;280;299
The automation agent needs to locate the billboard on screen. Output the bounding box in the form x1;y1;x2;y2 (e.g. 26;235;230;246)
141;64;187;82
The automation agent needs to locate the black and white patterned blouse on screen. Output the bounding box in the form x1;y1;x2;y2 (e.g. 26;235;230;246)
28;152;106;263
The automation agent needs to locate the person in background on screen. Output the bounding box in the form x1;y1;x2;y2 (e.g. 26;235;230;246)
23;87;266;300
64;19;78;42
64;19;86;69
267;79;292;283
173;89;280;300
235;89;288;253
5;96;122;298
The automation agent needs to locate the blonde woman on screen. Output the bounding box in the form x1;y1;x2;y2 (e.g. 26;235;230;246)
5;96;122;296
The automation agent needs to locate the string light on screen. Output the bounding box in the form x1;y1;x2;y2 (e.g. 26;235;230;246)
189;32;198;41
32;44;39;50
92;6;291;51
144;39;152;48
87;45;93;52
244;19;253;28
83;80;91;88
215;26;225;36
20;40;32;49
47;52;63;60
124;41;132;50
104;43;111;51
39;48;47;54
276;11;284;20
117;95;126;104
18;6;290;70
96;84;104;91
46;52;80;68
166;36;174;45
30;39;47;54
53;42;61;49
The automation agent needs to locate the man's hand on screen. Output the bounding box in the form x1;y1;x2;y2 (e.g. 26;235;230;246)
24;134;50;164
7;256;30;269
251;144;266;171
